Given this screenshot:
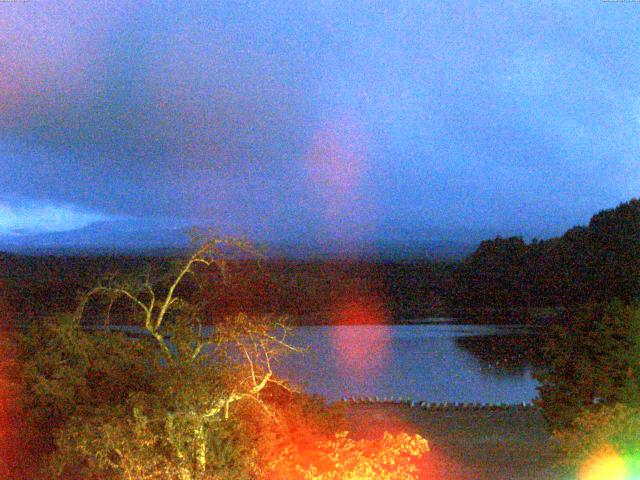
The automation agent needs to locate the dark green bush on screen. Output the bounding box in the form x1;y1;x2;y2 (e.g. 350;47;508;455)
536;299;640;431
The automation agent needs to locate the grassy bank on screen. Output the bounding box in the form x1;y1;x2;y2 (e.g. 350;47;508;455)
343;404;571;480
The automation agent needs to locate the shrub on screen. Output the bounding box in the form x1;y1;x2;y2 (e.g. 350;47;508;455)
261;430;429;480
555;403;640;477
535;299;640;430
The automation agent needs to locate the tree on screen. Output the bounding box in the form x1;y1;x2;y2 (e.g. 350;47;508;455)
535;300;640;431
451;236;532;313
20;235;300;479
554;403;640;477
447;198;640;312
587;198;640;302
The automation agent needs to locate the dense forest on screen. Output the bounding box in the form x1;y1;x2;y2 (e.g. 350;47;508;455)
0;254;450;324
1;198;638;325
450;198;640;310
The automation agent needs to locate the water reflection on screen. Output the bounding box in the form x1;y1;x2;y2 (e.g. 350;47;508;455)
100;322;544;404
455;334;544;376
275;324;542;404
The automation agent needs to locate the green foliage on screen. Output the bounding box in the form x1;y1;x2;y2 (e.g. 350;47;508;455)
18;236;303;480
46;384;255;480
261;431;429;480
535;300;640;430
554;403;640;474
19;313;157;435
22;312;300;479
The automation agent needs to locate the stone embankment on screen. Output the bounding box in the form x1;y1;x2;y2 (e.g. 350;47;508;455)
340;396;536;411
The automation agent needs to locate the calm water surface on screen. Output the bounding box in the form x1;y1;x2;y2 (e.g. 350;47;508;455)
274;323;542;404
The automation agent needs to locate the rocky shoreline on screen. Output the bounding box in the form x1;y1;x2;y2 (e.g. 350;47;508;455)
339;396;537;411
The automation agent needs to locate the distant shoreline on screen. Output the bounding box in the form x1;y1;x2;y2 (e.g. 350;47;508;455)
3;307;559;329
290;306;561;326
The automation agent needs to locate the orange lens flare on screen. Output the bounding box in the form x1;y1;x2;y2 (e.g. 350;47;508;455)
579;445;628;480
0;340;17;477
329;298;391;380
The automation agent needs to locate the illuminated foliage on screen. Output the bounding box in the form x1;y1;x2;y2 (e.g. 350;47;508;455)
18;234;431;479
261;431;429;480
19;235;299;480
240;385;348;472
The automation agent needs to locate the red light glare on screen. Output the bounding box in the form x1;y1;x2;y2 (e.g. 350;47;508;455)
330;298;391;380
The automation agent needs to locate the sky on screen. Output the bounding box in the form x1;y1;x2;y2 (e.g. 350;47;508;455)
1;1;640;253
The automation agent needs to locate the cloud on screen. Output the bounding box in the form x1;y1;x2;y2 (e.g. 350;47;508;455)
0;200;109;236
1;1;640;246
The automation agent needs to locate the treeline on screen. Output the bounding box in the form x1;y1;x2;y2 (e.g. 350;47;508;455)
2;198;638;325
0;254;452;324
450;198;640;316
196;260;451;322
0;255;153;323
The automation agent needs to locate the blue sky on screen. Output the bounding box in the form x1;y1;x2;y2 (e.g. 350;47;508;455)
1;1;639;250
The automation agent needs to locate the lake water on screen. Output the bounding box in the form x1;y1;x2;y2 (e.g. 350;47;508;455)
95;321;543;404
274;324;542;404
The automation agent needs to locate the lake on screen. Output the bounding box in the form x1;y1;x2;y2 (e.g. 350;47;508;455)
84;321;544;405
274;323;543;404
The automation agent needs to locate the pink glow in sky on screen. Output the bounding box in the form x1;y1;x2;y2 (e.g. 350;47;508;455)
304;113;379;244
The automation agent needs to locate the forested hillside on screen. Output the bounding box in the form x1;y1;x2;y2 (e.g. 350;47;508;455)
451;198;640;312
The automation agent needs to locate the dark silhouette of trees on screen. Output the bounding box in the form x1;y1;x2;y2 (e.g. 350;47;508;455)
451;236;530;308
451;198;640;317
5;198;640;327
587;199;640;302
